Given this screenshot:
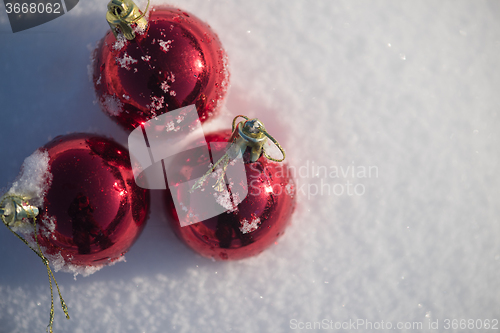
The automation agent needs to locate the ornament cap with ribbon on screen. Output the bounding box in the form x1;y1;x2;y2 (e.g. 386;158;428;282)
233;115;286;163
191;115;286;193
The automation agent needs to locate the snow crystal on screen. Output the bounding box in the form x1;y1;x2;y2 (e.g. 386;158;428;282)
158;40;173;53
149;95;165;112
220;51;230;91
40;215;56;240
160;81;170;93
161;74;177;95
86;63;95;83
230;191;242;208
87;40;100;83
211;50;230;113
100;94;123;116
116;52;138;70
239;217;261;234
141;55;151;62
213;190;234;212
165;121;175;132
112;34;127;51
87;65;94;84
132;11;149;36
212;182;239;213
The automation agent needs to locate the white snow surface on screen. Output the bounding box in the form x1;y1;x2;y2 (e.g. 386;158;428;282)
1;0;500;332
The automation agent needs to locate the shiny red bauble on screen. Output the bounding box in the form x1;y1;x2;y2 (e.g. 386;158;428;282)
36;133;149;273
166;130;296;260
92;5;229;131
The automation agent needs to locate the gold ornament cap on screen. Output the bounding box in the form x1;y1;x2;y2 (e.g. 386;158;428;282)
0;195;39;227
106;0;149;40
232;115;286;163
190;115;286;193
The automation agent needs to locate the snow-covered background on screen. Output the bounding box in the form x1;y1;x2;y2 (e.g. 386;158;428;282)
1;0;499;332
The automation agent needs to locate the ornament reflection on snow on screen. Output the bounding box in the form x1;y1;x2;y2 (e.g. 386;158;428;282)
91;0;230;131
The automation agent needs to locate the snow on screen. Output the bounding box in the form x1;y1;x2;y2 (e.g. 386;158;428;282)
239;217;260;234
149;95;165;113
116;52;138;70
100;94;124;116
112;34;127;51
212;188;238;213
5;149;52;209
1;0;500;332
46;252;127;279
158;39;173;53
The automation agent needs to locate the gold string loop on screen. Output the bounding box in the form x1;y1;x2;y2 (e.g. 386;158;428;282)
0;194;70;333
129;0;149;23
232;115;249;132
262;130;286;162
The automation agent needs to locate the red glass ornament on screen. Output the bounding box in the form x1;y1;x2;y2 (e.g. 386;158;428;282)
165;129;296;260
92;4;229;131
35;133;149;272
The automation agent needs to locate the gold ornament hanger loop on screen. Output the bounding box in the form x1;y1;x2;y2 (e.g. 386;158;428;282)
232;115;249;132
0;194;70;333
262;130;286;162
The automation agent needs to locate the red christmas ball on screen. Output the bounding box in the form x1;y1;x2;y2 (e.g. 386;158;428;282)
165;128;296;260
7;133;149;276
91;3;229;131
